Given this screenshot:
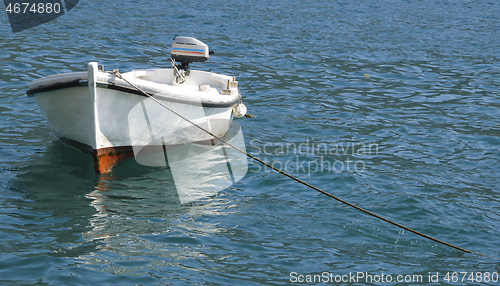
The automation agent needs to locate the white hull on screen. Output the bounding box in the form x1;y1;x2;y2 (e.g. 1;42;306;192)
33;85;234;149
28;62;244;173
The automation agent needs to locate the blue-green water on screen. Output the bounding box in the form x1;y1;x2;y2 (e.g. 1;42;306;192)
1;0;500;285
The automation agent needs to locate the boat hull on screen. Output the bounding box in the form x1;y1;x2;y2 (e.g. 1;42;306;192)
29;62;241;173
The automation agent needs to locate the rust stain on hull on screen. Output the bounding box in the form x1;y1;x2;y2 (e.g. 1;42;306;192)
93;147;136;174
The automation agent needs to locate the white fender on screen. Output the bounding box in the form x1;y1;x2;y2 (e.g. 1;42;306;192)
233;103;247;118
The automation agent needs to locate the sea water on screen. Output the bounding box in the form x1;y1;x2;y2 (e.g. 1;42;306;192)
1;0;500;285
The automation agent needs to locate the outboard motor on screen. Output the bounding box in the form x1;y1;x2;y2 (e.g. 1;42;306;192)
171;37;214;70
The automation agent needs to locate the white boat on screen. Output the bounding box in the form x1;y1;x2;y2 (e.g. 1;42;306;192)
27;37;247;174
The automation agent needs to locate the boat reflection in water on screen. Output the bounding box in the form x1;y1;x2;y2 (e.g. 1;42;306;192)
64;119;246;247
84;120;248;241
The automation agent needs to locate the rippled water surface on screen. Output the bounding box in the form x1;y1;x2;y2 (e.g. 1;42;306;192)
1;0;500;285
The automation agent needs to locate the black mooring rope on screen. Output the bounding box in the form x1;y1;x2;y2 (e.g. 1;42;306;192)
113;69;493;259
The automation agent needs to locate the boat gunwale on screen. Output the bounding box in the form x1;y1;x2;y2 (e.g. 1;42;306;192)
26;78;242;108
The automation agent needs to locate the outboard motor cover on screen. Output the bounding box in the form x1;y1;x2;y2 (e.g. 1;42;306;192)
171;37;210;64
